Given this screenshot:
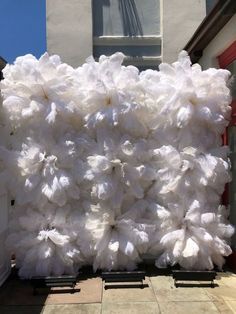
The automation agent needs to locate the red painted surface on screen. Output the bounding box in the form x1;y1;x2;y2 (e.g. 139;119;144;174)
218;41;236;69
219;42;236;272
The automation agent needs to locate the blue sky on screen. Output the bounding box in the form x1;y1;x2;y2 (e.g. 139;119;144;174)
0;0;46;64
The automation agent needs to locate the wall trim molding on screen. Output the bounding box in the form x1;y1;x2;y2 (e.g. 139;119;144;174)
184;0;236;63
93;36;162;46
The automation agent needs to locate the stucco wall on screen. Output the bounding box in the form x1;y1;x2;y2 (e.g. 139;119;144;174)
162;0;206;63
46;0;92;67
199;15;236;69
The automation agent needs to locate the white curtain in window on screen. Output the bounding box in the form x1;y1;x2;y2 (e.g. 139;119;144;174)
93;0;160;36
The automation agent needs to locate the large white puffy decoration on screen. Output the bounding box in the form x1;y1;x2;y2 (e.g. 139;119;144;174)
0;51;234;278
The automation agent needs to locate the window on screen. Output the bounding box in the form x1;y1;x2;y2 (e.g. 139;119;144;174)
92;0;161;71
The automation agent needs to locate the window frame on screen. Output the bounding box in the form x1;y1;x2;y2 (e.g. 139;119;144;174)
92;0;162;69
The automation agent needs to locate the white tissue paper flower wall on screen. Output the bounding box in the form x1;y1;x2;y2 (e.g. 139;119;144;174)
0;51;234;278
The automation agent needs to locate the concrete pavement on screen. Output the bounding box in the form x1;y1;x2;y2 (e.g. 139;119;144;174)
0;271;236;313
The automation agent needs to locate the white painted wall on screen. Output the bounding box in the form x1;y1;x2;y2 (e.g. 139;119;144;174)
46;0;93;67
197;15;236;250
199;15;236;69
0;194;10;286
46;0;206;66
162;0;206;63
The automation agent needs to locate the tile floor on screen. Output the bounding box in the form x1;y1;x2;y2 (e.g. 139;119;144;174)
0;270;236;313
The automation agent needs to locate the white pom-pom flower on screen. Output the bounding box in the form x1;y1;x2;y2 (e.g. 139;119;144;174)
0;51;233;277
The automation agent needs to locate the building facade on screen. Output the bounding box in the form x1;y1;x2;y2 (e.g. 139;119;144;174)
184;0;236;271
46;0;206;68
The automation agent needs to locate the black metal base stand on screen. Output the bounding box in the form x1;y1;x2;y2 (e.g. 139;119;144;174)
101;271;146;289
172;270;216;288
31;275;77;295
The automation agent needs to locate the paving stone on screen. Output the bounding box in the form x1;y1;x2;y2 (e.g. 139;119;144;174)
224;301;236;313
102;278;156;303
42;304;101;314
102;302;160;314
213;300;234;313
216;272;236;279
218;275;236;288
0;305;44;314
150;276;211;302
1;272;236;313
205;286;236;301
214;274;228;286
149;275;173;289
45;278;102;304
0;279;47;306
158;301;219;314
0;277;102;305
